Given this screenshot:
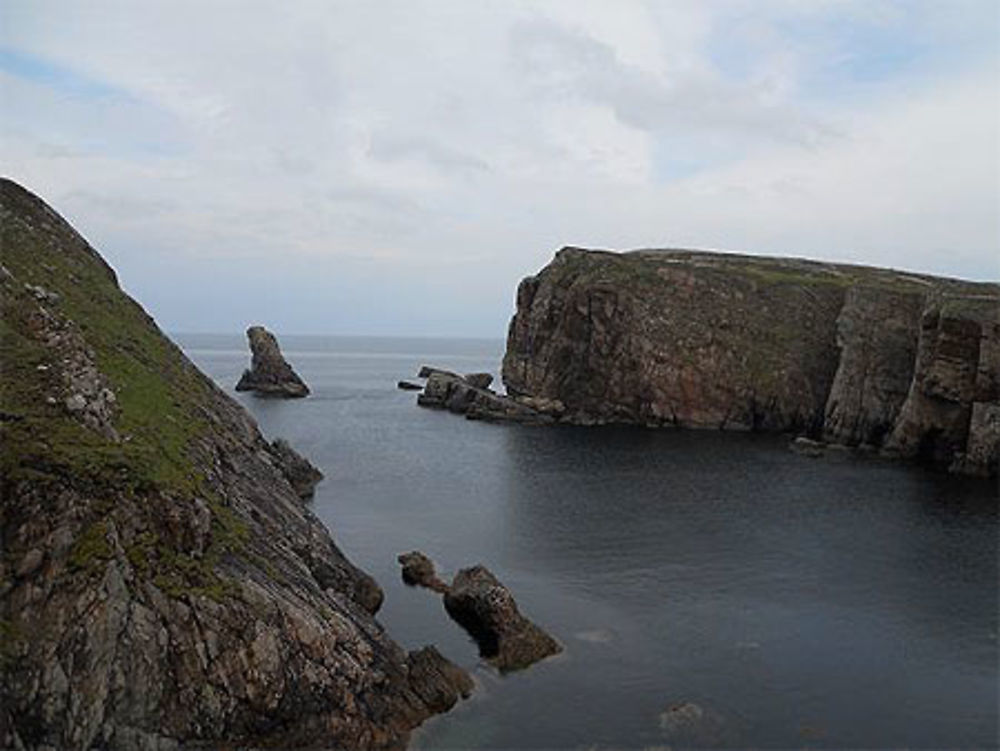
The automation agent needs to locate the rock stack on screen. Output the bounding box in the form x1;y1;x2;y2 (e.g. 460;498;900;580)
235;326;310;397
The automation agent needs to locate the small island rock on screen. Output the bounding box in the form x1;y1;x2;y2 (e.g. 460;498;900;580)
443;565;561;672
235;325;310;397
398;551;450;593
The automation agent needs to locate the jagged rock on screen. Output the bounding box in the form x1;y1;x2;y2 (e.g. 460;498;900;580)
0;178;470;750
443;565;561;672
417;365;458;379
397;380;422;391
235;326;309;398
463;372;493;389
397;551;449;593
416;370;551;424
823;286;923;446
883;307;986;467
502;247;999;474
406;647;475;714
267;438;324;498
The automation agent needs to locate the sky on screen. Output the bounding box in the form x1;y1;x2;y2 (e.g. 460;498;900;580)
1;1;998;336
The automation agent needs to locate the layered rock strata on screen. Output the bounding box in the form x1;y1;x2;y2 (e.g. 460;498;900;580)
502;247;999;475
235;325;309;397
0;179;469;750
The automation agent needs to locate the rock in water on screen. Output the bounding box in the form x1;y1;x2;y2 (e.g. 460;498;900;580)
443;565;561;672
268;438;324;498
0;178;470;750
398;551;450;593
502;247;999;475
235;325;310;397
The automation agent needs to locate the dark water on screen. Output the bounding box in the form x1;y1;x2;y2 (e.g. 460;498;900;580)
177;333;998;749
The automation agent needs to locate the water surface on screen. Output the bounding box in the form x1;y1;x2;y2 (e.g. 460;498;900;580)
177;333;998;749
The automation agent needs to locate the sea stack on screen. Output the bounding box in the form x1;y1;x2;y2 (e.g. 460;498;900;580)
235;325;310;397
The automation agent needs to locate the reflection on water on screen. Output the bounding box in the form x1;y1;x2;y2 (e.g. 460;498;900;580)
178;333;998;749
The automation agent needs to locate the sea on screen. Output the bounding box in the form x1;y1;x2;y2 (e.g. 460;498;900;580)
176;333;998;750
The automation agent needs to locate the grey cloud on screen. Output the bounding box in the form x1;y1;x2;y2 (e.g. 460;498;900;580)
509;18;832;147
366;132;491;174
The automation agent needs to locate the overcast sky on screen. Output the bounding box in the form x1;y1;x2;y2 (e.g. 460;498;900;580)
2;1;998;336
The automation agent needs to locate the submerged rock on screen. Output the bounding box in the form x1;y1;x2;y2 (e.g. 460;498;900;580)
268;438;324;498
443;565;561;672
235;325;310;397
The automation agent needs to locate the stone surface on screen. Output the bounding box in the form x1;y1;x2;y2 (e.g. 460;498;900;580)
235;326;309;398
416;370;552;425
443;565;561;672
0;178;470;751
397;380;423;391
502;247;999;475
463;372;493;389
267;437;324;498
397;551;449;594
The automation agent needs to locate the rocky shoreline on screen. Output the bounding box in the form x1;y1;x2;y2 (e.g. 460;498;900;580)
443;247;997;476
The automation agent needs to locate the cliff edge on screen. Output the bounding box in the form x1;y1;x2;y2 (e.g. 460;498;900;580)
0;179;469;750
503;247;999;475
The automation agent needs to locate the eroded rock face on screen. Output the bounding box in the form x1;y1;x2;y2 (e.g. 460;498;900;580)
502;247;999;475
443;565;561;672
0;179;469;750
267;438;324;498
235;326;309;398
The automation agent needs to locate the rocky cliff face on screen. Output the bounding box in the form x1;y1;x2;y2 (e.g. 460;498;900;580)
503;247;999;475
0;179;469;750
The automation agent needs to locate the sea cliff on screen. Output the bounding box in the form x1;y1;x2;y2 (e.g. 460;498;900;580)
0;179;469;750
503;247;999;475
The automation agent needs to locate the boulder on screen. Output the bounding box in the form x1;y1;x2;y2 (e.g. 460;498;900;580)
415;369;552;424
235;326;309;398
406;647;475;714
443;565;561;672
397;380;423;391
398;551;450;593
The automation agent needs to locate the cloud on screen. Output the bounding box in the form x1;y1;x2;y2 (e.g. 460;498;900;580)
0;0;996;335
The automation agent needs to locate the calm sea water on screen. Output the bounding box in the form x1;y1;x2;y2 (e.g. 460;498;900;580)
177;333;998;750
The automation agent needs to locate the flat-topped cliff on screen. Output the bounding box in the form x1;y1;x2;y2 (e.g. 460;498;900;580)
0;179;469;750
503;247;999;475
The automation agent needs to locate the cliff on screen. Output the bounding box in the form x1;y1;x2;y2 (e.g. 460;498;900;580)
503;247;999;475
0;179;469;750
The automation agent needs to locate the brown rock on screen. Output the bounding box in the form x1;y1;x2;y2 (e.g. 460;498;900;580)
398;551;450;594
235;326;309;398
443;565;561;672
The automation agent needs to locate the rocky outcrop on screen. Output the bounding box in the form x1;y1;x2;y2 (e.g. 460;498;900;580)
395;556;561;672
0;179;469;750
443;565;562;673
502;247;999;475
397;551;449;594
235;326;309;397
416;370;553;424
267;437;324;499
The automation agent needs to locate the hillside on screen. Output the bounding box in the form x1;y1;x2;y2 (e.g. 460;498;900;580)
503;247;999;475
0;179;470;750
